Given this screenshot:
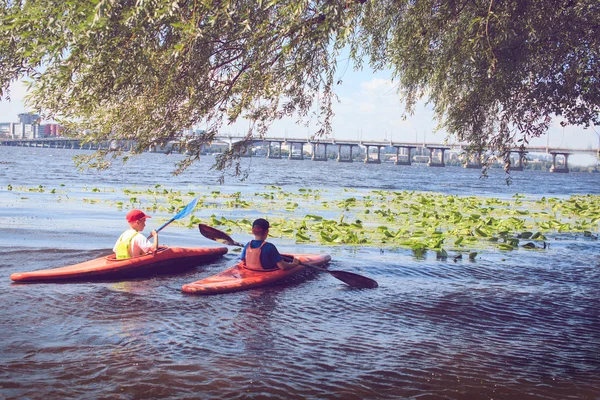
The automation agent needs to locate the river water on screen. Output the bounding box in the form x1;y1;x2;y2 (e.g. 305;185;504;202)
1;146;599;399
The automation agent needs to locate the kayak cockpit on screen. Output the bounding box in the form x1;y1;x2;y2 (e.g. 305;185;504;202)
104;246;170;262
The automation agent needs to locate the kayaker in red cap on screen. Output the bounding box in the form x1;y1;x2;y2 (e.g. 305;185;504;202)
241;218;300;271
113;209;159;259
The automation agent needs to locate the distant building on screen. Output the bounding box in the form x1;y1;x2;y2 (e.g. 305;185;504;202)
41;123;63;137
18;112;40;125
0;122;10;137
3;113;64;139
9;122;38;139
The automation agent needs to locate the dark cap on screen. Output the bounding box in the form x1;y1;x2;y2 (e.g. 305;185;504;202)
252;218;270;232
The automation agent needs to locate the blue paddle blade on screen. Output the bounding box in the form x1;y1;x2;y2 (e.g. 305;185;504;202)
154;197;199;234
174;197;199;219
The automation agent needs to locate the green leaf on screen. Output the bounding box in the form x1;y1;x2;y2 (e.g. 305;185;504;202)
295;232;310;241
305;214;323;220
498;243;514;251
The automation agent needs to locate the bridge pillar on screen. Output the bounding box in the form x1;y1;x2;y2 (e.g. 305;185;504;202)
287;142;304;160
336;144;354;162
550;152;570;173
311;142;328;161
426;147;447;167
508;151;526;171
239;143;252;157
266;141;282;159
393;146;415;165
364;145;383;164
464;150;483;169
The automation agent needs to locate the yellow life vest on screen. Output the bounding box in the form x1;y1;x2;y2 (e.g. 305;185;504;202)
115;230;141;259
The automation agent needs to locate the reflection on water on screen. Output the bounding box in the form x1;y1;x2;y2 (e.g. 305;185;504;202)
1;146;599;399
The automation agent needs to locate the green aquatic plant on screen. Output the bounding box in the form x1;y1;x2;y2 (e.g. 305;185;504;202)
19;183;600;256
26;185;45;193
304;214;323;221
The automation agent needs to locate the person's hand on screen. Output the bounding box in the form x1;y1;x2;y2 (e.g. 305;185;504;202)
292;258;301;267
150;230;158;238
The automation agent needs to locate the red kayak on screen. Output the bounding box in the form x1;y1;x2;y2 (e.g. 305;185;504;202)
10;246;228;282
181;253;331;295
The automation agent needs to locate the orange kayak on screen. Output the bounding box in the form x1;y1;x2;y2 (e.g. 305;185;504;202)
10;246;228;282
181;253;331;295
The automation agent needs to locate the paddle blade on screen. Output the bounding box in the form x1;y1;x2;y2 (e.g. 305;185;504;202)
283;254;378;289
174;197;199;219
199;224;244;247
328;270;379;289
154;197;200;234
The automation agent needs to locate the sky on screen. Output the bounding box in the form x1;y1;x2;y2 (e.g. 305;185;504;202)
2;67;599;163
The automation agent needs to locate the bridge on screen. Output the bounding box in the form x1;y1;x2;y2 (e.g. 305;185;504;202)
0;137;133;151
212;135;599;173
1;135;598;173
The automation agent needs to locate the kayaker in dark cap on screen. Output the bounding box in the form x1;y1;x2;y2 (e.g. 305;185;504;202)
241;218;300;271
113;209;159;259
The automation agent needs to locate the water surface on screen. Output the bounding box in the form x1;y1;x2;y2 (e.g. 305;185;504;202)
1;146;599;399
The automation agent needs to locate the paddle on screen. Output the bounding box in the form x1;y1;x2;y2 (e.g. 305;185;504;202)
148;197;199;238
198;223;379;289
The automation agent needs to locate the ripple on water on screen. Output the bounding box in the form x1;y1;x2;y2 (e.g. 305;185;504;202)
2;148;600;398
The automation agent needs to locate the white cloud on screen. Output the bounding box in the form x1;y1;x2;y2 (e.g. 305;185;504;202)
330;78;441;143
360;77;391;91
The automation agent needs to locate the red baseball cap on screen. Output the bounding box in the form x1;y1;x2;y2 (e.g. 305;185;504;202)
126;209;151;223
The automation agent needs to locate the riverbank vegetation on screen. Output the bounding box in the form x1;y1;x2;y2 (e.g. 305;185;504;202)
4;183;599;258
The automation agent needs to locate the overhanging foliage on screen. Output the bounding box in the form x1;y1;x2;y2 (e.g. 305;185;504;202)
1;0;598;178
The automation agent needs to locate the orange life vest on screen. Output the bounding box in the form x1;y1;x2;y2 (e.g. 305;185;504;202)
244;241;269;271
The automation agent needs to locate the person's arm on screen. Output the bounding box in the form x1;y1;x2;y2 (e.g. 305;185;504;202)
134;232;157;255
276;257;300;270
149;230;158;252
265;243;300;270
